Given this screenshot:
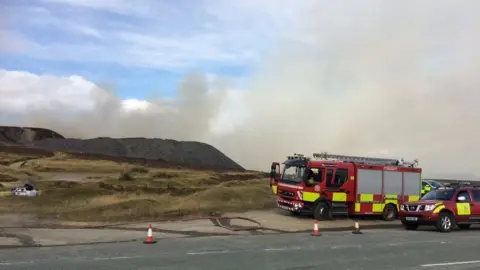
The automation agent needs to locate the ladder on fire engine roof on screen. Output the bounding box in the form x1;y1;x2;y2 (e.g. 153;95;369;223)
312;152;419;168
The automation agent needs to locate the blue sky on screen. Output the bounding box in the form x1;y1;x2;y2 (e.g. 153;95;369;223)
0;0;306;98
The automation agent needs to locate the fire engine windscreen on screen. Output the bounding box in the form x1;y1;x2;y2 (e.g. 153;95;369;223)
421;189;455;201
281;165;306;184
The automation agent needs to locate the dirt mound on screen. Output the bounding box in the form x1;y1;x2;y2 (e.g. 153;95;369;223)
30;137;243;170
0;126;64;146
0;126;244;171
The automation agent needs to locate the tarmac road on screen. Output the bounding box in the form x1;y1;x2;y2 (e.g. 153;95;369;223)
0;228;479;270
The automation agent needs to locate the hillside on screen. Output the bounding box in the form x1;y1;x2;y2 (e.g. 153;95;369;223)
0;126;244;171
0;126;64;146
0;152;272;221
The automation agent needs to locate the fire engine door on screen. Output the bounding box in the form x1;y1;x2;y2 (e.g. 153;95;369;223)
270;162;280;195
325;168;335;189
326;168;348;189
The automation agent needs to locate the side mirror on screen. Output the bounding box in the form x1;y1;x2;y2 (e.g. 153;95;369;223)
457;196;466;202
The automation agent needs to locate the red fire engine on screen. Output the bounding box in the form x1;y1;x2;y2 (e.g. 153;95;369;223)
270;152;422;221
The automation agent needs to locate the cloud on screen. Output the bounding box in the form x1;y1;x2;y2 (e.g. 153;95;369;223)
2;0;315;69
2;1;480;179
0;68;245;141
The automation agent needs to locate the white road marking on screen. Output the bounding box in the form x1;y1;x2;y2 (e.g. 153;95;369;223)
189;246;305;255
0;256;142;265
421;260;480;267
93;256;142;261
331;244;362;249
374;240;451;247
187;250;233;255
264;248;289;251
0;261;35;266
185;239;455;256
265;247;301;251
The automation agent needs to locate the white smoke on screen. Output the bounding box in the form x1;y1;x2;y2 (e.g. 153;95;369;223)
1;1;479;178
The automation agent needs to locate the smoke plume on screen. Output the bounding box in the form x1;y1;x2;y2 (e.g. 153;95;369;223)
217;1;480;177
5;1;480;177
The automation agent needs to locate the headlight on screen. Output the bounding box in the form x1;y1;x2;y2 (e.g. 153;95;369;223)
401;204;407;211
424;204;436;211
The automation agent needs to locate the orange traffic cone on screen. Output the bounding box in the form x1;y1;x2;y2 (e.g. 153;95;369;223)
143;224;157;244
352;221;362;234
311;220;321;236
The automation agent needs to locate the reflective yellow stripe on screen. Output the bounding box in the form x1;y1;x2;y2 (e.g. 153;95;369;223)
303;192;320;202
435;202;443;206
433;205;445;213
373;203;384;212
385;194;398;199
408;195;419;202
332;192;347;202
355;203;361;212
271;185;277;195
457;203;471;215
360;194;373;202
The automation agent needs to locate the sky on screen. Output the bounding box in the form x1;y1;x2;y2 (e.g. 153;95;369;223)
1;0;480;178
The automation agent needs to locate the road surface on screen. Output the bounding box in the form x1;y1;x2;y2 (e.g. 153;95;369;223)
0;228;479;269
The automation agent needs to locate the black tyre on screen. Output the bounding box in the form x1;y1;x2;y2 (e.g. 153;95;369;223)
402;223;419;230
436;212;454;233
382;204;397;221
458;224;471;230
313;201;332;221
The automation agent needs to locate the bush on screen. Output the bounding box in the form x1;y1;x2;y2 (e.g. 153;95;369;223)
118;172;134;181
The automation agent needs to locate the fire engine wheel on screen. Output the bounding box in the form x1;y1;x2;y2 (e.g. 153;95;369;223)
436;212;454;233
313;202;332;221
382;204;397;221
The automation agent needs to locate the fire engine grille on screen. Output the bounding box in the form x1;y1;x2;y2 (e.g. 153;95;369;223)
278;190;294;198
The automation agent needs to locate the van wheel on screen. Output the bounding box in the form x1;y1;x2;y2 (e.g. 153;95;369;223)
382;204;397;221
436;212;454;233
313;202;332;221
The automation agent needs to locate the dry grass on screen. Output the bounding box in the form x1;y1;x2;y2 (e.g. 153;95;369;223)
0;152;275;222
0;152;39;166
21;153;134;173
0;173;20;182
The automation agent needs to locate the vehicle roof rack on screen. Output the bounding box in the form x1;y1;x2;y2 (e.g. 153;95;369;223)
444;181;477;188
286;153;311;161
312;152;419;168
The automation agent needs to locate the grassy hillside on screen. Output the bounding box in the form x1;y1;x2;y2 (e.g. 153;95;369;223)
0;152;275;222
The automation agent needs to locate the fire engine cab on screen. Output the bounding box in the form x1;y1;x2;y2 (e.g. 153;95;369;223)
270;152;422;221
398;185;480;232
